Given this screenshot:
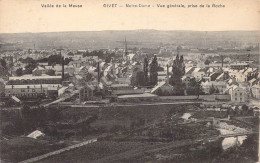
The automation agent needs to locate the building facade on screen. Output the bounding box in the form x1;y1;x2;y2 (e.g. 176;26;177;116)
251;84;260;99
7;75;62;85
5;84;61;98
230;86;249;103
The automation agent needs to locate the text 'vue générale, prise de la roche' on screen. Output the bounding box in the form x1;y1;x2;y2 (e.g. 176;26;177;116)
41;3;225;8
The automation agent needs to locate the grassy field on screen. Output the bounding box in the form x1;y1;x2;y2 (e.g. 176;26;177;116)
0;137;66;162
1;103;258;162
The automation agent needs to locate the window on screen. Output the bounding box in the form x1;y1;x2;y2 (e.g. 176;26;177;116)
235;93;237;96
240;93;242;96
32;89;35;92
235;98;237;101
240;98;242;101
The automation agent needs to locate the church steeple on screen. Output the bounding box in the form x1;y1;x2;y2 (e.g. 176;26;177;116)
124;37;128;59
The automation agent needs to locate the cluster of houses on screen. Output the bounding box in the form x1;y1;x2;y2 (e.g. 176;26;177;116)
148;57;259;104
0;45;259;105
0;47;148;103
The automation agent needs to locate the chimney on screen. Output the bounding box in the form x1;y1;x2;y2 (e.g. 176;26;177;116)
166;64;169;84
62;56;65;81
97;62;100;83
221;55;224;67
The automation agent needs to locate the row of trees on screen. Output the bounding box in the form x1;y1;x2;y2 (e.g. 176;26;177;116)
16;60;38;76
130;51;221;96
169;52;185;95
37;55;72;66
131;55;158;87
15;55;73;76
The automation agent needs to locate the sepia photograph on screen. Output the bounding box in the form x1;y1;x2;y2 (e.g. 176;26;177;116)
0;0;259;162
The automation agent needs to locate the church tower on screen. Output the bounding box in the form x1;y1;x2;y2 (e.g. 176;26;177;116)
124;37;128;60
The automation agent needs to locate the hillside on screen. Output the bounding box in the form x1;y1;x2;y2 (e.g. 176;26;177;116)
0;30;259;50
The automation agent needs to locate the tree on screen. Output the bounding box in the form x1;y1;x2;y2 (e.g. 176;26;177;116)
204;59;211;65
186;78;204;95
135;71;145;87
19;57;35;64
0;58;7;68
24;62;37;74
209;84;216;94
64;58;73;65
48;55;62;65
169;50;185;95
46;69;55;76
215;87;220;94
150;55;158;86
85;73;93;82
143;56;149;86
16;68;23;76
105;56;111;63
242;104;248;115
130;70;146;87
67;52;74;56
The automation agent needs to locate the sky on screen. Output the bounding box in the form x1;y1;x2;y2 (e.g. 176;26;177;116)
0;0;259;33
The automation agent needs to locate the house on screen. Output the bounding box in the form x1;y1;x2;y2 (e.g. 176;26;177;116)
100;76;113;87
158;71;167;82
78;66;89;77
248;78;258;87
151;81;174;95
209;72;221;81
58;87;68;96
229;86;249;103
192;68;206;80
32;66;46;76
68;60;84;68
0;78;5;96
74;75;85;86
45;65;75;76
5;84;61;98
38;62;48;66
8;75;62;85
79;84;95;102
47;85;60;99
182;76;194;88
127;53;137;62
117;93;158;103
251;84;260;99
185;67;195;75
116;77;131;85
185;61;196;67
227;78;238;86
216;72;229;81
108;84;144;96
201;81;227;94
230;62;249;70
88;66;97;76
235;72;247;82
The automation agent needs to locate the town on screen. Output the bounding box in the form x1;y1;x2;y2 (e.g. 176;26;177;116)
0;30;259;162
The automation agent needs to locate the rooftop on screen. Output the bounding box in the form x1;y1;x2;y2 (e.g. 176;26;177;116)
5;84;62;89
118;93;157;99
9;75;62;80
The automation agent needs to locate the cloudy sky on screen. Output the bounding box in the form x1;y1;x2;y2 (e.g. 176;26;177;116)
0;0;259;33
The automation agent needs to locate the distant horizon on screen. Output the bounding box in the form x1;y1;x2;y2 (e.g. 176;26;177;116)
1;29;259;35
